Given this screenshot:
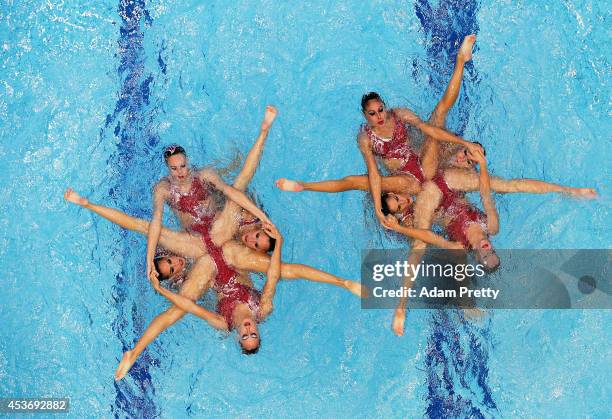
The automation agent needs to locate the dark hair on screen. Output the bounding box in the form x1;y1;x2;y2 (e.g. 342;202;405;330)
153;256;171;280
361;92;385;111
242;340;261;355
163;144;186;161
473;141;486;156
267;237;277;253
380;193;393;216
481;259;500;273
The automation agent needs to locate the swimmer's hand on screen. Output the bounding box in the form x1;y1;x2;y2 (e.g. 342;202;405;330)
260;299;274;318
262;222;283;243
149;273;161;292
382;214;400;231
376;211;390;229
147;259;159;283
391;308;406;336
465;141;484;158
467;147;486;167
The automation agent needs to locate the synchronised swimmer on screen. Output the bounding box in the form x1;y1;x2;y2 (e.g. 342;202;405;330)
63;34;597;380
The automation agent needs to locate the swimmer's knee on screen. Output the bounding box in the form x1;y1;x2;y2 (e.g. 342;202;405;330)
421;180;442;196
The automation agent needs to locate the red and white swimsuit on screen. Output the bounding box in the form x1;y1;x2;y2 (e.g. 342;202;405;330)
166;174;260;329
192;221;260;330
362;114;425;183
431;175;487;248
363;115;487;247
166;174;216;222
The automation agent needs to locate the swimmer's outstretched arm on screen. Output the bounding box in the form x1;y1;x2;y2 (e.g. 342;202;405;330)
150;275;228;331
200;168;272;225
258;224;283;320
358;133;387;226
394;108;482;155
382;215;464;250
473;151;499;235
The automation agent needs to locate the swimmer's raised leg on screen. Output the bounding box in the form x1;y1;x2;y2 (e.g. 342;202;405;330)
276;175;420;195
115;257;214;380
391;181;442;336
421;34;476;179
442;171;598;198
233;106;277;191
228;247;367;298
65;188;146;233
65;188;203;258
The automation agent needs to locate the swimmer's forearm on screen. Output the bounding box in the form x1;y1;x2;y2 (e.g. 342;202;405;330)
261;239;282;317
223;186;270;223
365;157;383;214
479;163;499;234
417;122;469;147
146;218;162;262
147;187;166;264
157;286;227;330
359;137;384;216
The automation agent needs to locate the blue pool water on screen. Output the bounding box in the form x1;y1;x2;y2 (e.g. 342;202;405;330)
1;0;610;417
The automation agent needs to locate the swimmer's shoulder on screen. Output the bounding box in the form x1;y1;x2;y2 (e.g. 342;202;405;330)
153;178;171;198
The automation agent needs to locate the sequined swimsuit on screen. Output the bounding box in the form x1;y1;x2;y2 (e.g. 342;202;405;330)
166;175;215;222
191;222;260;330
363;116;486;246
431;175;487;248
166;175;260;329
362;114;425;183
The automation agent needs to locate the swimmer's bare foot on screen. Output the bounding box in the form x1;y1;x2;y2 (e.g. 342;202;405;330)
261;105;277;131
64;188;89;206
344;280;369;298
457;34;476;63
565;187;598;199
391;308;406;336
114;350;135;381
275;178;304;192
462;307;486;321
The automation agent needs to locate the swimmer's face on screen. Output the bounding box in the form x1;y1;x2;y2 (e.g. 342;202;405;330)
241;229;272;253
384;193;413;215
157;256;186;279
166;153;189;181
474;239;500;272
363;100;387;127
237;317;260;353
452;148;476;169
